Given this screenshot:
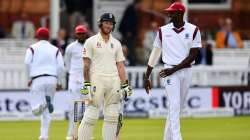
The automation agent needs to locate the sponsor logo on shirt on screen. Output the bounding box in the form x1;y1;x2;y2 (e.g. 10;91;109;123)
83;48;86;54
96;42;102;48
185;33;189;39
167;79;171;85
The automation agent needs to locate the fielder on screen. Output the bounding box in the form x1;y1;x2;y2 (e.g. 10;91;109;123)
24;27;64;140
78;13;132;140
64;25;88;140
144;2;201;140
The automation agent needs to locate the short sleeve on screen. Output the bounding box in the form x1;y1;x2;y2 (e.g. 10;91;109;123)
116;42;125;62
192;28;202;48
153;29;162;48
83;39;93;59
24;47;33;65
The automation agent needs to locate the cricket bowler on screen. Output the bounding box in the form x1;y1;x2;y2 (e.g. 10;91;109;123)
144;2;201;140
24;27;64;140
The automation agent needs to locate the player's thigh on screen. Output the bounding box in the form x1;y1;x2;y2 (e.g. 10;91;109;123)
68;83;83;111
44;83;57;98
180;68;192;108
30;81;48;107
104;76;121;106
102;77;120;119
91;76;105;107
164;74;181;105
69;82;82;100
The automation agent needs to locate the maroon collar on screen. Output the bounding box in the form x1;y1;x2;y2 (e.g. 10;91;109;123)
172;27;184;34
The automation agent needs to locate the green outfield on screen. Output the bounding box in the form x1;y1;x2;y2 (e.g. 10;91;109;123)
0;117;250;140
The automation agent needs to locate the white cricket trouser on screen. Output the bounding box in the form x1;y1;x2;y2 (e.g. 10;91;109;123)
30;76;57;140
67;74;84;138
163;67;192;140
78;74;121;140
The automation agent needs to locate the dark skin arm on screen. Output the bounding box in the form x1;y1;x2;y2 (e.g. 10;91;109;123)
159;48;199;78
144;65;153;94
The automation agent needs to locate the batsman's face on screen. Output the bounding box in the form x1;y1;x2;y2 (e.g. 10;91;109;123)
101;21;113;34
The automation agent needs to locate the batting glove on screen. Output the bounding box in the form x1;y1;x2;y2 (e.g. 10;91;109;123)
121;83;133;97
80;82;91;95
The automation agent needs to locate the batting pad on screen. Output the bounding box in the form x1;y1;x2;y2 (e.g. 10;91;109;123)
82;105;99;124
104;103;119;123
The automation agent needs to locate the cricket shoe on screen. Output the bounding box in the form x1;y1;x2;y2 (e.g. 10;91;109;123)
39;136;48;140
32;104;47;116
66;136;73;140
45;96;54;113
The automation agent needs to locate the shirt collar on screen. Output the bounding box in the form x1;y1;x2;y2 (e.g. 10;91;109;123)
39;40;49;43
76;40;84;45
97;32;113;43
171;22;186;33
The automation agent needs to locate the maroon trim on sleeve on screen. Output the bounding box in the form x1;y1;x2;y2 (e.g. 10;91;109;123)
29;47;34;55
193;27;199;40
29;47;34;62
159;28;162;43
56;49;60;57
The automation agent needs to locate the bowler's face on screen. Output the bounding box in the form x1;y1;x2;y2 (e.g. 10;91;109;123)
101;21;113;34
167;11;183;23
76;33;87;42
168;11;178;19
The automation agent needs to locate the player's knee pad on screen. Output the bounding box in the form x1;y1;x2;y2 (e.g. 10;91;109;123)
82;106;99;125
104;103;119;123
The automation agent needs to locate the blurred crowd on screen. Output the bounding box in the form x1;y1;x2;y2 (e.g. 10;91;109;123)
0;0;247;66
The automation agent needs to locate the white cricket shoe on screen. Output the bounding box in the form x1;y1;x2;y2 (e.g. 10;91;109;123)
65;136;94;140
39;136;48;140
66;136;73;140
32;104;47;116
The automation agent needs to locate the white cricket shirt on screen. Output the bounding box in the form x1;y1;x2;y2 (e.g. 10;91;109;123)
24;40;64;80
83;33;125;76
64;40;84;75
153;22;202;66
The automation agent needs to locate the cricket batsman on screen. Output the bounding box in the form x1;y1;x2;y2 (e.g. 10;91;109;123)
144;2;201;140
78;13;132;140
24;27;64;140
64;25;88;140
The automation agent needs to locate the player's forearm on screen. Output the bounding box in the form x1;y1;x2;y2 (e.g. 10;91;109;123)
117;61;127;84
173;48;199;72
83;58;91;82
144;65;153;79
84;67;90;82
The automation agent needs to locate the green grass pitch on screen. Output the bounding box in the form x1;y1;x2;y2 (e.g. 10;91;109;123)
0;117;250;140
